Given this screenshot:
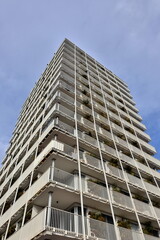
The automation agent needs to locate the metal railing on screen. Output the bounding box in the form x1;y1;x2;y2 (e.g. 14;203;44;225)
46;207;116;240
7;205;160;240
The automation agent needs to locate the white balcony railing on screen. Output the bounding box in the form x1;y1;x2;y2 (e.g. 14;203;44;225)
7;207;117;240
9;207;160;240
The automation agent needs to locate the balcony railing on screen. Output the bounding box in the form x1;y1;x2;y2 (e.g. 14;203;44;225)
154;206;160;219
50;167;76;189
9;206;160;240
144;181;160;196
83;152;102;169
85;180;108;200
100;142;117;157
133;198;154;217
125;173;144;189
106;164;124;180
144;235;160;240
111;190;133;210
7;207;117;240
118;226;142;240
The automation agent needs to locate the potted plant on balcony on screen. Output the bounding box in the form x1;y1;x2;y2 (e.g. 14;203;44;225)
143;221;154;235
88;131;93;137
85;114;92;120
101;112;107;118
117;219;131;229
144;177;155;185
7;224;16;237
83;99;89;106
125;166;135;176
82;89;88;96
88;178;102;185
134;194;146;202
112;184;121;192
89;211;106;222
109;158;118;167
153;201;160;208
82;74;88;80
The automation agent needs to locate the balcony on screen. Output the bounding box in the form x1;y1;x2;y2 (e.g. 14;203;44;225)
107;164;124;180
78;131;98;147
85;180;108;201
0;166;77;228
119;152;136;167
7;207;117;240
133;198;154;218
100;142;117;157
144;181;160;196
111;190;133;210
8;206;159;240
83;152;102;169
118;227;143;240
125;172;144;189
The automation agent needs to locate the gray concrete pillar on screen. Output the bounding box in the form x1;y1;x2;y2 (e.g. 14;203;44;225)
46;191;53;227
50;159;55;180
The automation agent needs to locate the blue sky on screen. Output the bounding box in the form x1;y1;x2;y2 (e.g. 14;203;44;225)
0;0;160;163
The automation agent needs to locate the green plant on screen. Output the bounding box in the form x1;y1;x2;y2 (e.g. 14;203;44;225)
153;201;160;208
88;178;102;184
109;158;118;167
117;219;131;229
82;74;88;80
143;221;154;235
83;99;89;106
136;158;145;164
100;112;107;118
145;178;154;185
132;141;139;148
112;184;121;192
88;131;92;137
89;211;106;222
134;194;146;202
82;89;88;95
85;114;92;120
125;166;134;176
87;152;97;158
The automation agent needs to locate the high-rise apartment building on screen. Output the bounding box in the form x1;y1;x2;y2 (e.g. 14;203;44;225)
0;39;160;240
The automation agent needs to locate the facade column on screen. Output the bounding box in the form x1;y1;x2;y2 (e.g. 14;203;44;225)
50;159;55;181
46;191;53;227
